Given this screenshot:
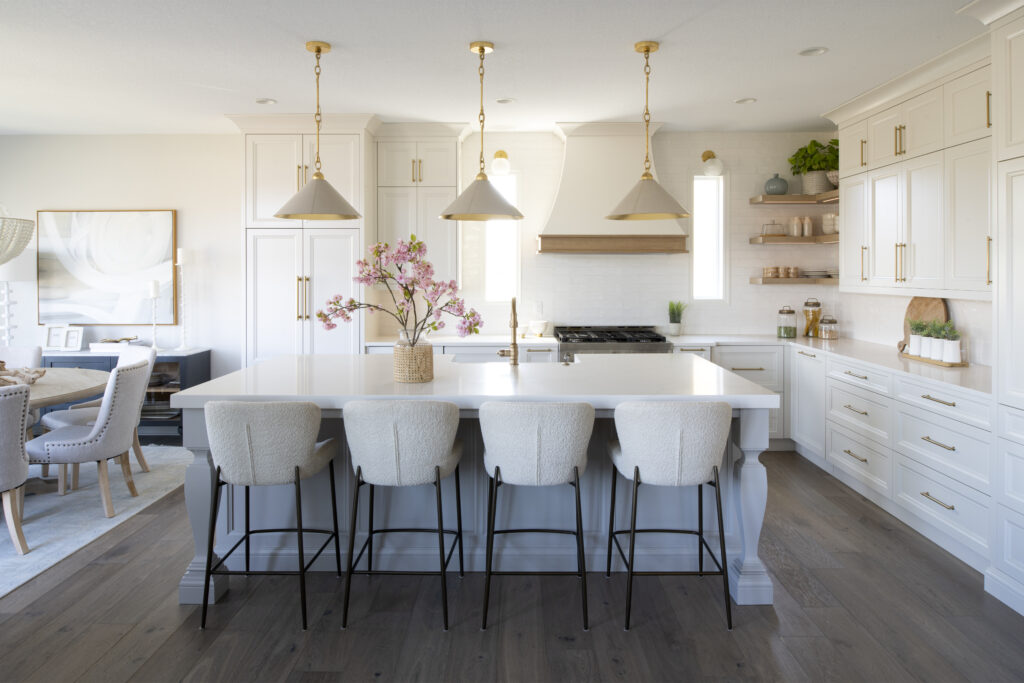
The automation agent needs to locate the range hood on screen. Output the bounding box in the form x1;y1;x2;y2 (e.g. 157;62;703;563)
538;122;688;254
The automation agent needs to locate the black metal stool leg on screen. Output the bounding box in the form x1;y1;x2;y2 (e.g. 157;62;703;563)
481;469;497;630
200;468;223;629
606;468;617;578
294;466;308;630
433;466;449;631
328;459;342;577
624;466;640;631
714;466;733;630
698;482;704;577
341;468;362;629
455;464;465;578
573;467;589;631
244;485;250;573
367;484;375;573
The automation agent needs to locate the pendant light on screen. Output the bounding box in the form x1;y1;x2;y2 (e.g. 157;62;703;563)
440;42;524;221
606;41;690;221
275;41;361;221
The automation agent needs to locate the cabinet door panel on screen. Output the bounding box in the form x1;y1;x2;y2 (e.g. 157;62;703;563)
946;139;993;292
246;135;302;228
944;66;992;147
902;89;944;158
868;167;901;286
839;173;868;289
305;134;362;225
838;120;868;179
417;187;458;283
416;141;457;186
304;229;360;355
378;141;418;187
246;230;303;365
867;107;901;168
994;16;1024;161
377;187;418;247
903;151;944;289
791;347;826;456
998;158;1024;410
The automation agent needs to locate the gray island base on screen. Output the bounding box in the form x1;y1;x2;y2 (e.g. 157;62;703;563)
171;353;779;606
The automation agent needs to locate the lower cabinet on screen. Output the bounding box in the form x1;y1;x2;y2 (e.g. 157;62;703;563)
713;344;786;440
826;421;893;497
674;345;712;360
790;347;826;455
992;503;1024;586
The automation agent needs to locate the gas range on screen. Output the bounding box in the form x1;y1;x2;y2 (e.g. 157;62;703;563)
554;325;673;361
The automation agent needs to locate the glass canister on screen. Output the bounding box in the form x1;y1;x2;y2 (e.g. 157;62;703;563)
803;297;822;337
818;314;839;340
777;306;797;338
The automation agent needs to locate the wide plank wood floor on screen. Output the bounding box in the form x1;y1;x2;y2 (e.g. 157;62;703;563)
2;451;1024;682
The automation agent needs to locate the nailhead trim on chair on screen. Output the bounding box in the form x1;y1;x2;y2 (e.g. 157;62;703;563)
1;386;29;461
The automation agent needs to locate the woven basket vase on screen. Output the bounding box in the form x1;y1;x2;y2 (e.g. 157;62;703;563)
393;341;434;383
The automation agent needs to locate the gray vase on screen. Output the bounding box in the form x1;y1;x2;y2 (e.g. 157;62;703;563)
765;173;788;195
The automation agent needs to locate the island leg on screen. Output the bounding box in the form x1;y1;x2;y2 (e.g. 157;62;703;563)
729;407;774;605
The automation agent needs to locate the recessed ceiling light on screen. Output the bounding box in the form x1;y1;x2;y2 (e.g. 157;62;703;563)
734;97;757;104
255;97;277;105
798;47;829;57
496;97;516;104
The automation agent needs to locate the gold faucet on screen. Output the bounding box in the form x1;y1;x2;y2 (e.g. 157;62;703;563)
497;297;519;365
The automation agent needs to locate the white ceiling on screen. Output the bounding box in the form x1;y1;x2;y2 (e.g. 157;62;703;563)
0;0;986;135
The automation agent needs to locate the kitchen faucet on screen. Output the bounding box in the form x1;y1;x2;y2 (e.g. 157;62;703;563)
497;297;519;365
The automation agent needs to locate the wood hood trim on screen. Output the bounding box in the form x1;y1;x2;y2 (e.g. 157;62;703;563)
537;233;688;254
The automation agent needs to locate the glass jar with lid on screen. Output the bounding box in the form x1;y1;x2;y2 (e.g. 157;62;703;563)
777;306;797;338
819;315;839;340
803;297;822;337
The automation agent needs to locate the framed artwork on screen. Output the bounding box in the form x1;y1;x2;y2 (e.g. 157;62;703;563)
43;325;85;351
36;210;177;325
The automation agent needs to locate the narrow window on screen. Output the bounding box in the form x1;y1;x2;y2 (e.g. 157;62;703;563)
483;174;518;302
692;175;724;300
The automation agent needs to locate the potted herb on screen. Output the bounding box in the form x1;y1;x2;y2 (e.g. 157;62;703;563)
941;322;962;364
788;138;839;195
907;319;925;356
667;301;687;336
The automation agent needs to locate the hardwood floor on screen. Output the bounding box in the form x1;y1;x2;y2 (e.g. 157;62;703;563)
2;451;1024;682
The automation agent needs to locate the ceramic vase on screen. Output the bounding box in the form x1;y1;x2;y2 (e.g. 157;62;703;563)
942;339;962;364
919;336;932;359
764;174;788;195
802;170;831;195
667;323;681;336
929;338;945;361
908;334;922;356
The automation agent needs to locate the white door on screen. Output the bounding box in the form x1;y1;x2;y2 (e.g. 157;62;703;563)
839;173;869;289
304;134;362;226
868;166;902;286
245;135;302;228
790;348;826;457
867;107;901;168
993;15;1024;161
998;157;1024;410
303;229;360;355
838;120;868;179
246;229;304;365
378;141;418;187
377;186;417;247
945;138;993;292
418;187;458;283
902;88;944;159
902;151;945;289
944;66;992;147
416;141;458;186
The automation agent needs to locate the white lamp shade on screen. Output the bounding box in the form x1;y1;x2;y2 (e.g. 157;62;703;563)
275;174;361;220
0;217;35;267
703;157;725;176
491;155;511;175
606;176;690;220
440;175;524;221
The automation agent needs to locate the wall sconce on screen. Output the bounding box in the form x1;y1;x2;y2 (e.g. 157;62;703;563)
491;150;511;175
701;150;724;176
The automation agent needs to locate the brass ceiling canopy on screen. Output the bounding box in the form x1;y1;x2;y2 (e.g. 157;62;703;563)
275;41;361;221
606;40;690;221
441;41;523;221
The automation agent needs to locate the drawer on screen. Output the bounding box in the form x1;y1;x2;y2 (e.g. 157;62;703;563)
674;345;712;360
826;421;893;497
999;404;1024;447
827;380;893;447
997;438;1024;510
895;404;992;494
992;504;1024;586
827;356;892;395
894;453;989;556
443;345;501;362
711;345;783;390
520;347;556;363
894;376;992;431
365;346;393;355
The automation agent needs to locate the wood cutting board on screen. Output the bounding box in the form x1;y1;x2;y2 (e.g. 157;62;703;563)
897;297;949;352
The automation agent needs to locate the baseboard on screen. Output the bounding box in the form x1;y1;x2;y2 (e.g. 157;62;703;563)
985;568;1024;614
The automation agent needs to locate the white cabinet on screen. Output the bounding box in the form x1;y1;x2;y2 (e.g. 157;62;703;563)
674;345;712;360
867;106;902;169
790;347;826;456
839;173;869;289
378;141;457;187
867;165;902;285
945;138;993;292
944;66;992;147
993;15;1024;161
245;134;361;228
866;89;943;168
245;228;360;365
998;157;1024;410
838;119;868;179
712;345;785;439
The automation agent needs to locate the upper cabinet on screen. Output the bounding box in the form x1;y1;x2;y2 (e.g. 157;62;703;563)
945;138;994;292
838;120;868;179
994;14;1024;161
944;65;993;147
378;141;457;187
866;89;944;169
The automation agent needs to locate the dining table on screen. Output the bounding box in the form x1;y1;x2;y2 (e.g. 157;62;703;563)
24;367;110;410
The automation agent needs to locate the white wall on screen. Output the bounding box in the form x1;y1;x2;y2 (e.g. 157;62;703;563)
0;135;242;376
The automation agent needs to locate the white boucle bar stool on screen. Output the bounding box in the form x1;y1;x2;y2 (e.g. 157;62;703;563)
479;401;595;631
607;401;734;631
341;400;464;631
201;401;341;631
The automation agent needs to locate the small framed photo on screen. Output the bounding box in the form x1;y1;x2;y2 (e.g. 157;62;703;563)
63;326;84;351
43;325;85;351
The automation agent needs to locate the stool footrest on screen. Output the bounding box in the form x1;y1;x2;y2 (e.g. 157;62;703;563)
353;527;461;573
212;527;337;575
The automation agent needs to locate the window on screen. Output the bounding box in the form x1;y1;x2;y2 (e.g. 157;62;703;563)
484;174;518;302
692;175;725;300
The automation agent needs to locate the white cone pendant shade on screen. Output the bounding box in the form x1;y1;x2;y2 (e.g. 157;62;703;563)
275;172;361;220
441;173;523;220
606;173;690;220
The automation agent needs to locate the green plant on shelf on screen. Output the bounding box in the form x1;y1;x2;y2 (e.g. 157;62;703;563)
668;301;687;324
788;138;839;175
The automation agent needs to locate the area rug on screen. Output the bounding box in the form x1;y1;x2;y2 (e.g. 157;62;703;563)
0;446;192;597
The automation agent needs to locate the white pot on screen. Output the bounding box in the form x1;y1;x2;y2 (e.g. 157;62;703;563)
802;170;832;195
666;322;681;336
942;339;962;364
919;337;932;358
908;334;922;356
929;338;945;361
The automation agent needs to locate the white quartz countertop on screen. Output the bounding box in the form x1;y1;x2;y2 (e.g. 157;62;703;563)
364;335;555;347
172;353;780;410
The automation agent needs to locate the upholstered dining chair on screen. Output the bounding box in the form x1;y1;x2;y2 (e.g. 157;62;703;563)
25;360;150;518
0;384;31;554
0;345;43;461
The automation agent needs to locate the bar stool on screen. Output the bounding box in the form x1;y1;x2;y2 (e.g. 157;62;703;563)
479;401;594;631
200;401;341;630
341;400;463;631
606;401;733;631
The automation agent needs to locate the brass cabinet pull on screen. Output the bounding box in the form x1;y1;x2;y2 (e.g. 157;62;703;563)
920;491;955;511
844;370;868;380
798;351;816;358
860;139;866;167
844;404;868;416
296;165;301;191
894;242;899;283
526;348;550;353
304;165;309;184
296;276;303;320
986;90;992;128
922;435;956;451
304;276;311;320
900;243;908;282
678;348;707;352
894;126;899;156
731;367;765;372
921;393;956;407
987;236;993;285
412;159;416;183
861;245;868;281
418;159;423;182
843;449;868;463
900;125;907;154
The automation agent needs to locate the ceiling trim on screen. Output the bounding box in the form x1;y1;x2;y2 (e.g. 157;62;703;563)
956;0;1024;25
227;114;381;134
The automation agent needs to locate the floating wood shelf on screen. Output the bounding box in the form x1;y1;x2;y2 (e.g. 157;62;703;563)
749;277;838;285
749;189;839;205
749;234;839;245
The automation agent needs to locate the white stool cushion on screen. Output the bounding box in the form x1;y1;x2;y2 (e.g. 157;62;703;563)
611;401;732;487
480;402;594;486
42;406;100;430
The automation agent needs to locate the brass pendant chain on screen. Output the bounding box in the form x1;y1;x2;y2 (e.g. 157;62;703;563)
478;47;486;176
642;47;652;177
314;47;323;174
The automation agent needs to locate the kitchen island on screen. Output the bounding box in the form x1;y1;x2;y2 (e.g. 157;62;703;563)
171;353;779;606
